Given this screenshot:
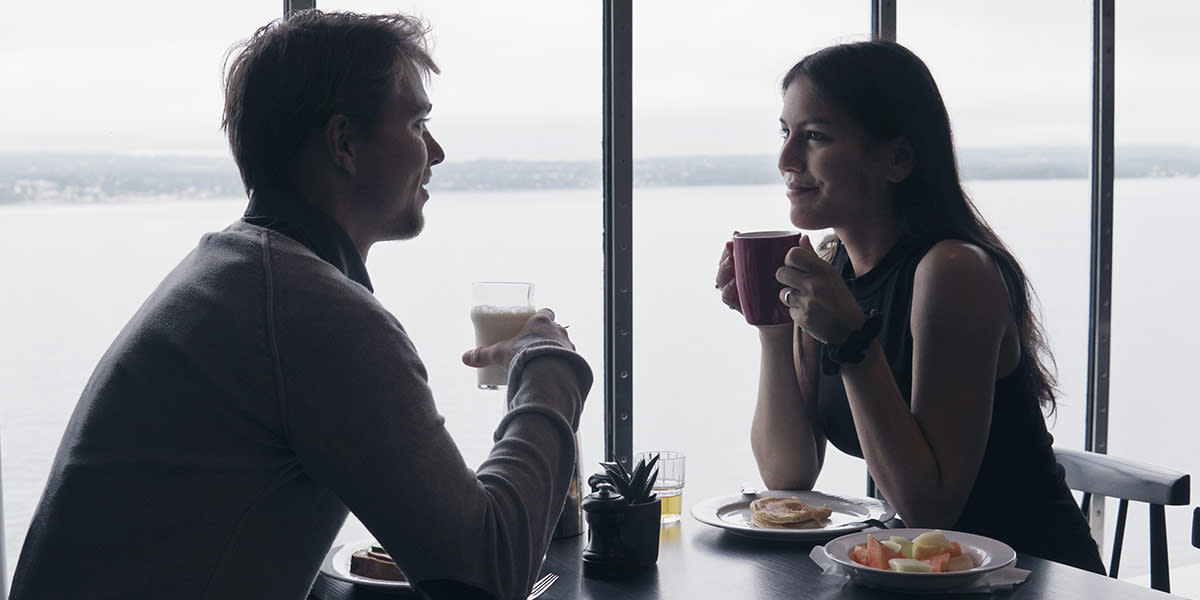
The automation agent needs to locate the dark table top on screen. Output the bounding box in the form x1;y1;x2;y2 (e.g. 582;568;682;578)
311;514;1182;600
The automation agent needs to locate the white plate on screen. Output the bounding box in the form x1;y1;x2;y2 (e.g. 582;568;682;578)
320;539;412;591
691;489;894;541
823;528;1017;592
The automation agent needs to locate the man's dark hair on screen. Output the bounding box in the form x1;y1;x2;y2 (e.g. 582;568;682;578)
221;10;438;194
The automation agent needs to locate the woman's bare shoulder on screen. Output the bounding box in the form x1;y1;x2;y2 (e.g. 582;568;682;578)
913;239;1011;320
917;240;1002;281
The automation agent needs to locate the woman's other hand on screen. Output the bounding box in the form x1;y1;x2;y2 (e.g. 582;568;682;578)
776;234;864;344
715;233;742;314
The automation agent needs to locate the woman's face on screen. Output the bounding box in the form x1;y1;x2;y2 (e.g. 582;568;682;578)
777;76;900;232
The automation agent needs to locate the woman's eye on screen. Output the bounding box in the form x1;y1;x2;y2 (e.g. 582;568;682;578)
779;128;790;140
805;130;828;142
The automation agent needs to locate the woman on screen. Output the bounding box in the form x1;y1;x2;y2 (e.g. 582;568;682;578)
714;40;1105;573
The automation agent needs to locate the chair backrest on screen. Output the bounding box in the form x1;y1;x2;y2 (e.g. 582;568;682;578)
0;439;6;600
1054;447;1190;593
1193;507;1199;549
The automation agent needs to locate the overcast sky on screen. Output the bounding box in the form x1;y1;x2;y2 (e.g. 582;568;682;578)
1;1;1196;161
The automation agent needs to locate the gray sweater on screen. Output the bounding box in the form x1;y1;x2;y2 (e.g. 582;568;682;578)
11;222;592;600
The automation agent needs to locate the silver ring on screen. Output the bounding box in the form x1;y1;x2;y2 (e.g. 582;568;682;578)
783;288;793;305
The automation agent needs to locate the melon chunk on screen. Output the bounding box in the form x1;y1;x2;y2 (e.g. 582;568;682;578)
947;554;975;572
889;558;933;573
912;530;953;560
888;536;914;558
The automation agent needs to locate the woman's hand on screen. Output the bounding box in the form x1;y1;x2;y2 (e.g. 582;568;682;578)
715;234;742;314
775;234;864;344
461;308;573;369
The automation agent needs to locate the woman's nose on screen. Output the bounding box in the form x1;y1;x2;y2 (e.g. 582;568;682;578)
778;138;806;173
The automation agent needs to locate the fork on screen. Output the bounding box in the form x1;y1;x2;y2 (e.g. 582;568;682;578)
527;572;559;600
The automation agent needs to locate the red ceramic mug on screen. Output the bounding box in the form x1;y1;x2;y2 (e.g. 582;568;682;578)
732;230;801;326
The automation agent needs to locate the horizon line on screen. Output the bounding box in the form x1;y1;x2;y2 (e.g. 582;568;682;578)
3;143;1200;163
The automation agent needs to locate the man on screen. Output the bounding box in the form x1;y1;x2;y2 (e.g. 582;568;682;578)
11;11;591;600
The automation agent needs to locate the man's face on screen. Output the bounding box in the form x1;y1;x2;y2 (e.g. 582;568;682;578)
348;70;445;248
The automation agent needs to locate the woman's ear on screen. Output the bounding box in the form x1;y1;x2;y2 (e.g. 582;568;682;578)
324;114;356;176
886;137;916;183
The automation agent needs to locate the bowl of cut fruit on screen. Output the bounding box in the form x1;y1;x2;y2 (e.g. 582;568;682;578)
823;528;1017;592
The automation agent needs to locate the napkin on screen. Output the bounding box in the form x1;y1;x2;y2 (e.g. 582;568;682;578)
809;546;1031;593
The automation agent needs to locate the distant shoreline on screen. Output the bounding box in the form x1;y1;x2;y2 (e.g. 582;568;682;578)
2;146;1198;204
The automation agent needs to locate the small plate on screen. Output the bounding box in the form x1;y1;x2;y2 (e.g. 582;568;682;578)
691;489;894;541
320;539;412;591
823;528;1017;592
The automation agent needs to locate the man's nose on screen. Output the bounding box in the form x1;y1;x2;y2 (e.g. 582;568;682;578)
425;129;445;166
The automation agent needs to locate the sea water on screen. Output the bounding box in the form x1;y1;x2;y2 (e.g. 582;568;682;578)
2;178;1199;589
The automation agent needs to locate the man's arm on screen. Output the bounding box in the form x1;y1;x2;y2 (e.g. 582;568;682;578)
277;278;590;600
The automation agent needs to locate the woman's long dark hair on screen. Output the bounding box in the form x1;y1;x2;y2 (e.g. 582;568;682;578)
783;41;1057;413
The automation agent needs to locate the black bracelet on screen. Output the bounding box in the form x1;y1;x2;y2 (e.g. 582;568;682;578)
821;310;883;375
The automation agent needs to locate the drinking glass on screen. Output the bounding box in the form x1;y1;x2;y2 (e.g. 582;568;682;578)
470;281;535;389
637;450;685;525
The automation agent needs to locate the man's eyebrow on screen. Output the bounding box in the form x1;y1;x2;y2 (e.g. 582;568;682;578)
413;102;433;116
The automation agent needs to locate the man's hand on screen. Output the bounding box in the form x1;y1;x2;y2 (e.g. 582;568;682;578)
461;308;574;369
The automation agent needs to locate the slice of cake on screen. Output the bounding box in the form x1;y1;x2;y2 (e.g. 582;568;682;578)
349;545;407;582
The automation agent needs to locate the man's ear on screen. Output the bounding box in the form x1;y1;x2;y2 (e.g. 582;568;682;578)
886;136;915;183
324;114;356;176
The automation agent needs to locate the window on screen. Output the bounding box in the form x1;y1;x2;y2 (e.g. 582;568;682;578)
0;1;279;585
4;2;1196;594
630;0;871;505
1107;0;1200;584
319;0;605;548
898;0;1094;454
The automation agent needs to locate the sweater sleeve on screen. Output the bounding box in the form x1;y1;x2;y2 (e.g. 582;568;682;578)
270;252;591;600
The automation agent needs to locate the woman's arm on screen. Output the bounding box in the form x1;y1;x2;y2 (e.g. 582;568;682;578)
839;240;1011;527
716;236;827;490
750;324;826;490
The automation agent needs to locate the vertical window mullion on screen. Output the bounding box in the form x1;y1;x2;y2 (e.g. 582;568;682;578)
603;0;634;469
1085;0;1115;542
284;0;315;17
1087;0;1115;457
865;0;896;500
872;0;897;41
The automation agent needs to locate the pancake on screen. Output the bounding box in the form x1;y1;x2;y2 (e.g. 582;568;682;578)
748;496;833;529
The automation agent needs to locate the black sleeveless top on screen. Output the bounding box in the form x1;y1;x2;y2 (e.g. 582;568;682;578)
816;237;1105;574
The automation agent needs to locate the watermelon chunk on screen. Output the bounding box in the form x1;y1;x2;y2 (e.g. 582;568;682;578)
850;545;870;567
927;552;952;573
866;535;902;570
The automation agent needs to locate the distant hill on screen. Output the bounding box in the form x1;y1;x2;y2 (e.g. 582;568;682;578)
0;154;245;205
2;146;1198;204
957;146;1200;180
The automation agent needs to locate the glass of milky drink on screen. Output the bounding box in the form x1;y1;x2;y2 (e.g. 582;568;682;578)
470;281;536;389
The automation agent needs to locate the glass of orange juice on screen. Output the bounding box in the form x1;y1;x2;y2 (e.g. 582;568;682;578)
637;450;685;525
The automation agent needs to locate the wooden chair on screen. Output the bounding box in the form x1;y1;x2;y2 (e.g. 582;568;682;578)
1054;447;1191;593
